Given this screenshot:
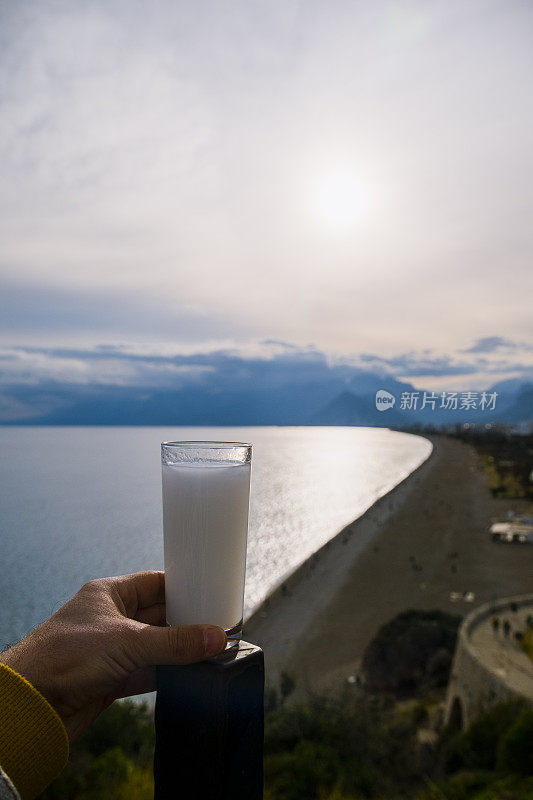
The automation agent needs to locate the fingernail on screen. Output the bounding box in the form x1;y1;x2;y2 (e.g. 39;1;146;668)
204;626;226;656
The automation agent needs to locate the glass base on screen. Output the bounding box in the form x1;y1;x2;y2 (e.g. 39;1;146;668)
224;619;243;650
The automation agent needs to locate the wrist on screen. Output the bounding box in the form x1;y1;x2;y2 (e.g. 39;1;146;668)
0;645;53;715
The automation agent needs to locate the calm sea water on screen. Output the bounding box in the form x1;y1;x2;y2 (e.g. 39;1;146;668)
0;426;431;648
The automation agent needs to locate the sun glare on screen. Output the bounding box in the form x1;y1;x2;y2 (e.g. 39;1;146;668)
314;170;370;231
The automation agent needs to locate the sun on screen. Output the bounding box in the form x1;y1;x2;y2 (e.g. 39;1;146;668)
314;170;370;231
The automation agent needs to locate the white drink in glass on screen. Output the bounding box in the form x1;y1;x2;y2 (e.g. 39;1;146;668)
161;442;251;637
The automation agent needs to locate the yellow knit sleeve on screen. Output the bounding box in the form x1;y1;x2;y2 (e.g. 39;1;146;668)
0;663;69;800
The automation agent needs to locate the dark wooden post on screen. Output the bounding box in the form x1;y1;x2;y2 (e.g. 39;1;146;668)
154;640;264;800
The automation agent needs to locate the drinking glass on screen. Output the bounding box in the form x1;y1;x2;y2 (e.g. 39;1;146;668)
161;441;252;643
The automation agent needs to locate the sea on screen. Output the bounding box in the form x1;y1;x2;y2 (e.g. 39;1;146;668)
0;426;432;649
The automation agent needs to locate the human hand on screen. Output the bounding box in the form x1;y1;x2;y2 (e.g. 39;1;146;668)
0;571;227;741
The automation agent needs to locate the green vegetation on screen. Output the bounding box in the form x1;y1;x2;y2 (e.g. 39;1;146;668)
451;429;533;499
362;609;461;697
40;611;533;799
263;688;533;800
265;611;532;799
40;700;154;800
40;685;533;800
496;709;533;775
264;684;422;799
440;698;530;773
415;773;533;800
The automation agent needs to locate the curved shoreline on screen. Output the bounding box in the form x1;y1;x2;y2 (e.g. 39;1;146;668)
244;434;533;692
244;433;437;681
243;430;433;621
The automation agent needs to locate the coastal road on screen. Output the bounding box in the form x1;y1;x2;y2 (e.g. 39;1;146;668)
470;607;533;701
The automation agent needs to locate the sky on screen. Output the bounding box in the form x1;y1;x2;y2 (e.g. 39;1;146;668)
1;0;532;391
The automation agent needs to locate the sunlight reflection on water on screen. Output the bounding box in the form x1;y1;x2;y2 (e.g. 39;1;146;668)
0;426;431;645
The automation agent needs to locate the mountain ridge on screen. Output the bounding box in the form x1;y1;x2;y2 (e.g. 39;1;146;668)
1;374;529;427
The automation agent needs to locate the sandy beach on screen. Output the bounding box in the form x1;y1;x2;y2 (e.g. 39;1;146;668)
244;435;533;694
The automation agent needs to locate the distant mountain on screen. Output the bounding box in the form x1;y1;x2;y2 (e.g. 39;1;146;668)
10;381;378;426
20;369;415;427
1;357;531;427
312;391;405;426
487;376;533;396
337;371;410;397
494;383;533;425
313;378;532;428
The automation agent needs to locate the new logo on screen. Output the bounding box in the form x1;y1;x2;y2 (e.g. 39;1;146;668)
375;389;396;411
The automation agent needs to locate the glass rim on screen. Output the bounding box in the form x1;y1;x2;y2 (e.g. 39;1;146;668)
161;441;251;448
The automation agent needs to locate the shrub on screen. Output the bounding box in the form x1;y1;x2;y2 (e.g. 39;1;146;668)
264;685;421;799
85;746;132;796
280;670;296;703
497;709;533;775
362;610;461;697
264;683;279;714
265;740;342;800
79;699;154;765
41;700;154;800
441;698;528;773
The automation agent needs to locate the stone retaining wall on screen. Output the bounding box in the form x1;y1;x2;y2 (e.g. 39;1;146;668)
444;594;533;729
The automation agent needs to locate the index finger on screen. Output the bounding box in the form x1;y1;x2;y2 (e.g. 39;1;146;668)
111;570;166;616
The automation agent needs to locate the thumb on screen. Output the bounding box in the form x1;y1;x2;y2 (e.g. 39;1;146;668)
131;623;227;666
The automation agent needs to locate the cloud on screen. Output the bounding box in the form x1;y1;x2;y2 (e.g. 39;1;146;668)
1;1;532;356
0;342;347;395
1;338;532;396
356;352;478;377
463;336;530;354
344;344;533;392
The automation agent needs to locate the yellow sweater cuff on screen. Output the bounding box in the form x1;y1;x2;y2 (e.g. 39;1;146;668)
0;663;69;800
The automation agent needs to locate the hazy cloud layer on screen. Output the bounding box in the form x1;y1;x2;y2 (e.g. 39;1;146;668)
1;338;531;392
1;0;532;356
0;279;249;345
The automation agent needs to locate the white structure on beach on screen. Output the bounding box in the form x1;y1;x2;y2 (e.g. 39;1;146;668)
445;594;533;729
